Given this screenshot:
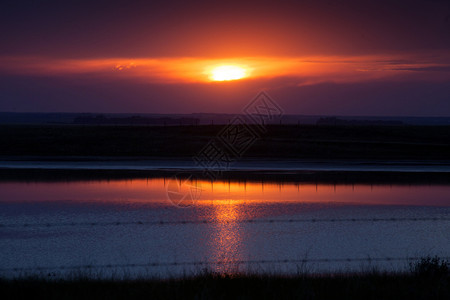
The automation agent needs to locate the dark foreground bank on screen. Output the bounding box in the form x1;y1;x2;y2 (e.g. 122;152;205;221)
1;124;450;160
1;271;449;300
2;258;449;300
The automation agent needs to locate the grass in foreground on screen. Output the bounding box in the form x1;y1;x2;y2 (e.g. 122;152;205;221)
1;257;449;300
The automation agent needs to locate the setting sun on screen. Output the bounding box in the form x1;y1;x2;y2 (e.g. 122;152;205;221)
210;65;247;81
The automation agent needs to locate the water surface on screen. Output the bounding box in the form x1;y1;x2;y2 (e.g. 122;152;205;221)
1;178;449;277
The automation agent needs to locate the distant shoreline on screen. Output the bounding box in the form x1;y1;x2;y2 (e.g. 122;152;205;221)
1;124;449;184
2;167;450;185
2;112;450;126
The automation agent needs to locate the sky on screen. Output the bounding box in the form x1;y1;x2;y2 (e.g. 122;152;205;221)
0;0;449;116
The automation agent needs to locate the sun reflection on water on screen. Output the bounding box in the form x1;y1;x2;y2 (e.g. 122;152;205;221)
208;201;244;273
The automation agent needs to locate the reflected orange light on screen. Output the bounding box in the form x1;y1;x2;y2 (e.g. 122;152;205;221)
209;200;243;272
1;179;450;207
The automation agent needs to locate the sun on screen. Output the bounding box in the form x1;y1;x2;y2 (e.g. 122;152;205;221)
210;65;247;81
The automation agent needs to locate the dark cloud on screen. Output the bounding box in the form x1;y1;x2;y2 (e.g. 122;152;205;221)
392;66;450;72
1;0;449;57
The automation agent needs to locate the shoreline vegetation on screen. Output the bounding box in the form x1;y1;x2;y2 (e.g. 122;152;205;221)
2;169;450;185
1;257;449;300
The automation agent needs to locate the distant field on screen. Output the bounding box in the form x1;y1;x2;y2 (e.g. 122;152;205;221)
0;124;449;160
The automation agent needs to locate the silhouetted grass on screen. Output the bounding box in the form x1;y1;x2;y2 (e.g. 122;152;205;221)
1;258;448;299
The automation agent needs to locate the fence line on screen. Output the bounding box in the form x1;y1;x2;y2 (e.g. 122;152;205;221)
1;217;449;229
2;256;449;273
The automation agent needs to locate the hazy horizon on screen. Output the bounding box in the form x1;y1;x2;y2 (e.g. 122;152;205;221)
5;111;450;118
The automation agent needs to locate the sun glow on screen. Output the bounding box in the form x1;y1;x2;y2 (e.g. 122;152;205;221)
210;65;247;81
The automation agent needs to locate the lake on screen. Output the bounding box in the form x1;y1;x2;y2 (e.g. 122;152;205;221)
1;178;449;278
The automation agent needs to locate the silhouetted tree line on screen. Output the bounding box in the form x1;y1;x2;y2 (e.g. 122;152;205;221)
316;117;403;126
73;115;200;125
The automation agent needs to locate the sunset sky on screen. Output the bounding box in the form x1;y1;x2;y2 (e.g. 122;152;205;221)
1;0;449;115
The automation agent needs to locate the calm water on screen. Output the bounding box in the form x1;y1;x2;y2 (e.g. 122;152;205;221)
1;178;449;277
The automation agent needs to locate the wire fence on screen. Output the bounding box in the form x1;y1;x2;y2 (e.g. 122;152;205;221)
2;256;449;273
1;217;449;228
2;212;449;275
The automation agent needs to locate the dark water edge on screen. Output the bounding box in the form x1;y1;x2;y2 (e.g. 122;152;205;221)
2;168;450;185
1;270;449;300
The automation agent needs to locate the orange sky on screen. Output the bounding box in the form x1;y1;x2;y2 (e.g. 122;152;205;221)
1;0;450;115
2;53;450;85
